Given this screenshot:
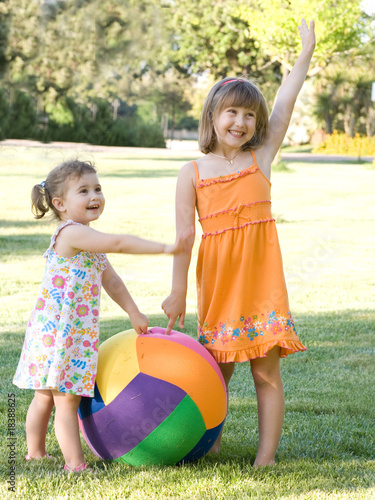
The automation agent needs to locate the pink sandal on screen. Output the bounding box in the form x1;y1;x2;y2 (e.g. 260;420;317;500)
63;462;93;473
25;453;54;461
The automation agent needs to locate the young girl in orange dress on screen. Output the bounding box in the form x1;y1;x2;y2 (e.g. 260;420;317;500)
162;19;316;467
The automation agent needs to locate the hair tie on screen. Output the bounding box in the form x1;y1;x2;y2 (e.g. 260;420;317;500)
40;181;46;188
221;78;243;86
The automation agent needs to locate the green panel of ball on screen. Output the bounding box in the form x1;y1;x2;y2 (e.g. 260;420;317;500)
115;395;206;466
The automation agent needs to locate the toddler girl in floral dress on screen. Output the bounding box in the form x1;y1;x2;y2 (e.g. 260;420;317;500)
13;159;192;472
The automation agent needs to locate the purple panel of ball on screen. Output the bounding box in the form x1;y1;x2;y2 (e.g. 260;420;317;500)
176;421;225;465
78;383;104;420
116;394;207;466
79;372;186;460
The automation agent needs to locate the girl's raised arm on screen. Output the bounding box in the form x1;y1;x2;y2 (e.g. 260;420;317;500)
261;19;316;169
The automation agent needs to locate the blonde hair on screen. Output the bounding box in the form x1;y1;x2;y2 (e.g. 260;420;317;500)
199;77;269;154
31;159;97;220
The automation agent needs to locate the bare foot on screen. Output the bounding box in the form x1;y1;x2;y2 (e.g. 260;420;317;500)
209;443;221;454
253;458;276;468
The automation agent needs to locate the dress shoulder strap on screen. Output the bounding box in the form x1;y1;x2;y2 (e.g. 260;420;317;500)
44;220;81;256
250;150;257;165
192;160;199;183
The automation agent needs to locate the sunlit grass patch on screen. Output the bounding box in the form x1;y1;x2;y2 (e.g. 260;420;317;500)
1;143;374;499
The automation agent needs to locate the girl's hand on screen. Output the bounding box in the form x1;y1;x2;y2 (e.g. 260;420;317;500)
164;226;195;255
161;292;186;335
298;18;316;54
129;310;149;335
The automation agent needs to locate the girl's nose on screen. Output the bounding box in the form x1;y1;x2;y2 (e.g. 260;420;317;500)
235;114;245;127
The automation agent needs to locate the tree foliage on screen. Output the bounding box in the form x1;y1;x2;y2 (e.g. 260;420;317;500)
238;0;368;74
3;0;171;104
0;0;373;143
0;0;172;145
168;0;375;137
314;54;375;136
167;0;268;79
169;0;373;78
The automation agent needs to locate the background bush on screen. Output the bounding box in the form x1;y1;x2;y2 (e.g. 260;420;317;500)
0;91;166;148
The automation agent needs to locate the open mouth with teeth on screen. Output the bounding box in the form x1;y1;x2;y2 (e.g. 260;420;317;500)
229;130;245;137
87;205;100;210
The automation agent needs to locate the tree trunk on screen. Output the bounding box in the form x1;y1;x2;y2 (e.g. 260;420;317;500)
325;114;333;135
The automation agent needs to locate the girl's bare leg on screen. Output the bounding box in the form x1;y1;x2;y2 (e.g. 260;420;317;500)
26;390;54;458
52;391;85;469
210;361;235;453
250;346;284;467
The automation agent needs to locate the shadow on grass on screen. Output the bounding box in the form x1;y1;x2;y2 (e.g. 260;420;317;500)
99;156;195;163
0;219;46;229
0;232;51;256
102;168;180;179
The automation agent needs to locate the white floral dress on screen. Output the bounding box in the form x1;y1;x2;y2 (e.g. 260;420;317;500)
13;220;107;397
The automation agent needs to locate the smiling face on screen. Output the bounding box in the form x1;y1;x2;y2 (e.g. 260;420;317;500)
52;172;105;224
199;78;269;155
213;106;256;154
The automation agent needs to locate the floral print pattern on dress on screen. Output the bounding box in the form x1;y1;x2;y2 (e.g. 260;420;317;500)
13;220;107;397
198;310;297;347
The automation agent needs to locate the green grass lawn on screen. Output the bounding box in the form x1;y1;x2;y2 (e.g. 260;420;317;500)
1;143;374;499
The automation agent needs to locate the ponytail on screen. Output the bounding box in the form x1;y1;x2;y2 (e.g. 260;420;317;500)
31;182;53;219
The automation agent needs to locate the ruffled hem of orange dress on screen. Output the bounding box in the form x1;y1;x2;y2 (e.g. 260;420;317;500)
206;339;306;364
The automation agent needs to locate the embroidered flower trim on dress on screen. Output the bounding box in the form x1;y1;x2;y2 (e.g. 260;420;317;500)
198;310;297;347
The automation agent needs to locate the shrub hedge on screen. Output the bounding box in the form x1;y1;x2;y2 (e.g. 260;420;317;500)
0;89;166;148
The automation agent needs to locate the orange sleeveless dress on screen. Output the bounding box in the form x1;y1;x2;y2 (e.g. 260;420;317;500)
194;151;306;363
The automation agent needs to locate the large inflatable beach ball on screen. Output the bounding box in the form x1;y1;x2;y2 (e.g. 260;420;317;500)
78;327;227;466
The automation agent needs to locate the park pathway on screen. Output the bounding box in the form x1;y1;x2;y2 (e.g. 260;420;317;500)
0;139;373;162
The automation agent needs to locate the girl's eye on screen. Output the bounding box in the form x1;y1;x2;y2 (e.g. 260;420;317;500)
95;187;102;193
